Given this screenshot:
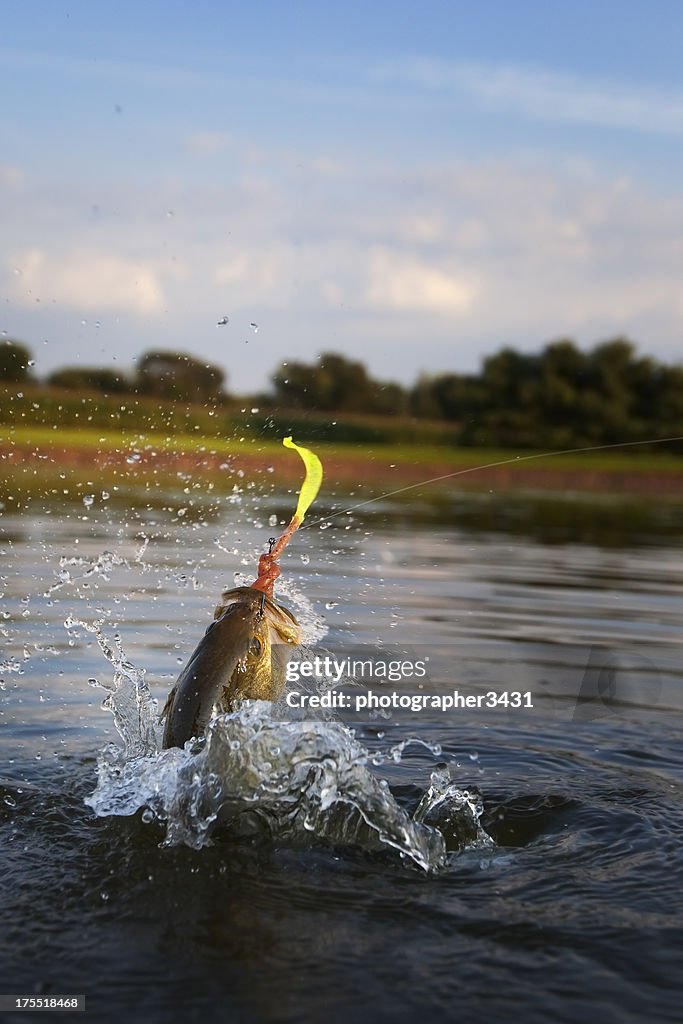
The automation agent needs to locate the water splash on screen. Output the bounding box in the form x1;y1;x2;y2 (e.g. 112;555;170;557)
88;701;453;869
65;616;158;758
371;736;443;766
414;767;494;853
82;609;491;871
44;547;143;597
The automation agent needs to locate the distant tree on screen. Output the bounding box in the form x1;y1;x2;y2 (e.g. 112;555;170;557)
271;358;318;408
372;380;410;416
0;339;32;382
586;338;635;397
136;350;226;402
656;364;683;434
272;351;406;415
575;338;640;442
627;353;660;423
433;374;483;422
410;375;443;419
48;367;132;393
481;347;541;408
449;335;683;448
537;340;584;430
315;353;376;412
271;339;682;446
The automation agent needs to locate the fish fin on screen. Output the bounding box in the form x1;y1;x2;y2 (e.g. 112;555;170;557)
159;684;177;724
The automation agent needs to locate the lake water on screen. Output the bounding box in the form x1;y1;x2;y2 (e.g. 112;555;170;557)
1;486;682;1023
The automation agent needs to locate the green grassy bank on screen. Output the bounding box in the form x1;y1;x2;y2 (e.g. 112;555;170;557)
2;423;683;515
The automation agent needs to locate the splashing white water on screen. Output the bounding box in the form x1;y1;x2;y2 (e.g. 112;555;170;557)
82;616;492;871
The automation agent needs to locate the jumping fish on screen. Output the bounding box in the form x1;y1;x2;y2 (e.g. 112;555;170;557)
161;437;323;749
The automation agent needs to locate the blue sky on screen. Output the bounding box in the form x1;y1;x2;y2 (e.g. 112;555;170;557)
2;1;682;392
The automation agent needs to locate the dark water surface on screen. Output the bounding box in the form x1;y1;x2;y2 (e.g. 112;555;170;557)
1;490;682;1023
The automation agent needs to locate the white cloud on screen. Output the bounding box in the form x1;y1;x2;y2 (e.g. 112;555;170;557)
365;248;479;313
372;57;683;135
214;250;285;292
8;248;166;314
2;151;683;389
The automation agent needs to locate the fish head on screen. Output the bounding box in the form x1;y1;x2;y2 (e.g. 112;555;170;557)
213;586;301;704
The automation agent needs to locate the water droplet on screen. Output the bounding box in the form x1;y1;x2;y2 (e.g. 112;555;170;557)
324;601;338;610
250;407;259;414
216;316;229;326
268;514;278;526
83;494;94;507
300;553;310;565
141;808;155;823
250;322;259;333
3;795;16;807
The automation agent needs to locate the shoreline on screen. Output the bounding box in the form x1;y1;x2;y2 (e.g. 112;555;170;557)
2;429;683;500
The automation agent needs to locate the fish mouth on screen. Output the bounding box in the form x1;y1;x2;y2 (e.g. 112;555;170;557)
214;586;301;642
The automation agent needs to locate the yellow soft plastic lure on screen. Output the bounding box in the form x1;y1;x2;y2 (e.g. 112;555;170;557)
251;436;323;596
282;435;323;526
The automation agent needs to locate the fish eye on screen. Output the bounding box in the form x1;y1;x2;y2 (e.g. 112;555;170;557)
249;637;262;657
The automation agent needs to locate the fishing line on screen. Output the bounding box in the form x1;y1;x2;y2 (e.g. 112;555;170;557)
299;434;683;532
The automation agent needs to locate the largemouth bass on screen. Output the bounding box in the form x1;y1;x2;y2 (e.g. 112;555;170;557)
161;586;300;749
161;437;322;749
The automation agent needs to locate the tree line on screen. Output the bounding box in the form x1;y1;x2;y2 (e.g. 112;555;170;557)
2;336;682;448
